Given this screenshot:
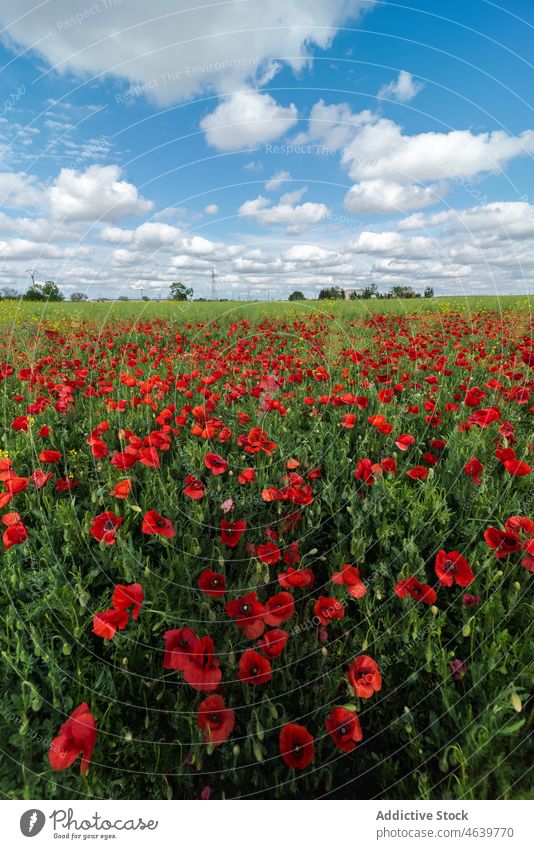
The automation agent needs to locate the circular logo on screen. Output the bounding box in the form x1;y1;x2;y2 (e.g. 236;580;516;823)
20;810;46;837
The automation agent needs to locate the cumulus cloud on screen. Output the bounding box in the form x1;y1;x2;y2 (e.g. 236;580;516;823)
398;201;534;242
378;71;424;102
265;171;292;191
0;172;43;208
204;204;219;214
294;100;376;150
342;120;534;183
344;179;448;213
50;165;153;222
0;1;373;105
346;230;437;259
201;91;298;150
238;193;329;233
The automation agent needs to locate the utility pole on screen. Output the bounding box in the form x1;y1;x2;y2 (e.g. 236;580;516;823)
25;269;38;289
211;266;216;301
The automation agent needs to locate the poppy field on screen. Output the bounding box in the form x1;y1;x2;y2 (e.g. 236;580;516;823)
0;298;532;800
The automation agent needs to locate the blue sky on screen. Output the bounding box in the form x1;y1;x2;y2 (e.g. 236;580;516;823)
0;0;532;298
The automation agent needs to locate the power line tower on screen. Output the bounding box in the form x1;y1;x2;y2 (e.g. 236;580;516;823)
210;266;216;301
25;269;38;289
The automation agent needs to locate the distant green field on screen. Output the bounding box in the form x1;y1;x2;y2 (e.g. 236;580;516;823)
0;294;531;327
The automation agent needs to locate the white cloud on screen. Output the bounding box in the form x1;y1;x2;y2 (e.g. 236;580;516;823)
0;1;373;105
378;71;424;103
265;171;292;191
201;91;298;150
346;230;437;259
50;165;153;222
343;120;534;183
0;172;43;208
204;204;219;214
399;201;534;242
238;193;329;233
294;100;376;150
282;244;342;264
344;179;447;213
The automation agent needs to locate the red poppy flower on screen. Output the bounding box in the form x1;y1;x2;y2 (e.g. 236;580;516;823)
112;583;144;619
278;566;314;588
340;413;357;428
4;473;29;494
505;516;534;536
238;649;272;685
464;386;486;407
464;457;483;484
92;607;129;639
435;550;475;587
205;453;228;475
256;542;281;564
48;703;97;775
2;513;28;550
197;695;235;745
90;512;123;545
138;447;160;468
111;479;132;499
0;492;13;509
355;458;380;485
394;576;437;604
380;457;397;475
348;655;382;699
87;436;108;459
257;628;288;658
238;467;255;485
325;707;363;752
183;475;206;500
31;469;53;490
39;450;62;464
406;465;428;480
279;723;315;769
503;459;531;477
237;427;276;455
162;627;199;670
183;636;222;692
484;527;521;558
263;592;295;626
395;433;415;451
467;406;500;428
55;478;79;492
496;447;516;464
463;594;480;607
11;415;29;431
313;596;345;625
220;519;246;547
142;510;175;538
198;568;226;597
332;564;366;598
111;451;138;471
226;592;265;638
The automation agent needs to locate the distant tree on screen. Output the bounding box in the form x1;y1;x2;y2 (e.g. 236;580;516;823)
70;292;88;302
318;286;345;300
22;285;45;301
354;283;378;300
288;290;305;301
142;295;150;301
424;286;434;298
170;280;193;301
389;285;420;299
0;287;20;299
41;281;64;301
